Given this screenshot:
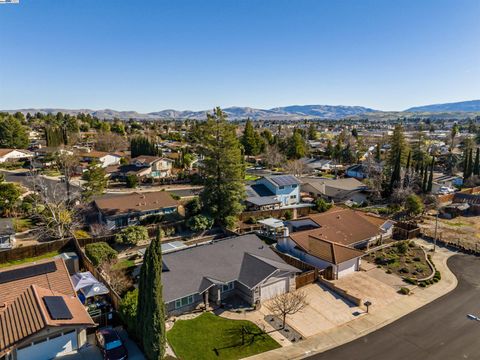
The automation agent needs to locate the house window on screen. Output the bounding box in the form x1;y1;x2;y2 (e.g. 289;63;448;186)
290;195;296;199
175;295;194;309
279;186;285;190
221;281;234;293
292;184;297;188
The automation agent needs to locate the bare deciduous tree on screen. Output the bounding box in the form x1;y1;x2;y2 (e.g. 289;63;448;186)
264;144;286;169
284;159;310;177
266;291;308;329
95;132;128;152
102;260;133;295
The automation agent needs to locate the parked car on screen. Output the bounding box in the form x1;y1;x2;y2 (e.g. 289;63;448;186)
437;186;456;195
96;328;128;360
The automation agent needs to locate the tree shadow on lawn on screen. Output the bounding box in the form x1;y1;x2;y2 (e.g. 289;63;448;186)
212;326;272;356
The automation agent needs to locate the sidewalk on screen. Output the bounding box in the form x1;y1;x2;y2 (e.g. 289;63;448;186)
245;240;458;360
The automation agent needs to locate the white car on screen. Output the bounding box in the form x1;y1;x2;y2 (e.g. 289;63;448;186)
437;186;456;195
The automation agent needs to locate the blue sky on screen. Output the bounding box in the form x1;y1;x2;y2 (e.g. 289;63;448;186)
0;0;479;112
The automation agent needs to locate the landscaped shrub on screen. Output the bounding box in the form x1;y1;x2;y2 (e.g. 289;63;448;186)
419;282;427;287
187;214;214;232
403;277;417;285
119;289;138;339
413;256;421;262
125;174;138;188
386;269;392;274
314;198;332;213
85;242;118;266
399;267;409;274
115;225;149;245
283;210;293;220
399;287;410;295
434;270;441;281
246;216;258;224
396;241;408;254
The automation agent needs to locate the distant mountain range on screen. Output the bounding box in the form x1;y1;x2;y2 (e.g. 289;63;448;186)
4;100;479;121
405;100;480;113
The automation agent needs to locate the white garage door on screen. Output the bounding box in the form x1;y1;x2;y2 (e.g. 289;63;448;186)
261;278;288;301
17;330;77;360
337;260;357;278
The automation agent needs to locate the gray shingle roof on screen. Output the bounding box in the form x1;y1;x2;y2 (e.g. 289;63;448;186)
161;234;299;303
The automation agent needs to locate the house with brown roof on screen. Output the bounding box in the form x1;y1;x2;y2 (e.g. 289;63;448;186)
78;150;122;168
0;258;95;360
278;207;392;279
94;191;179;229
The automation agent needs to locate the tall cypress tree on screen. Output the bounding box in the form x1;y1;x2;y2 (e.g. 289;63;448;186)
137;230;165;360
422;164;428;193
427;156;435;193
474;148;480;176
389;150;402;194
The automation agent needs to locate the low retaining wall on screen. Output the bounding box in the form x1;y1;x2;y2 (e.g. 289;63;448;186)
318;277;363;307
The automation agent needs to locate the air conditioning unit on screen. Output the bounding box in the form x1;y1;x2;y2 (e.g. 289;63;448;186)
55;252;80;275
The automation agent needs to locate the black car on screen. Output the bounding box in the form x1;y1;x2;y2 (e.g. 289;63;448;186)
96;328;128;360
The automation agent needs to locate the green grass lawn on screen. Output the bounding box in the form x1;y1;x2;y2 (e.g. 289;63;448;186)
112;258;136;270
245;174;260;181
167;312;280;360
0;250;61;269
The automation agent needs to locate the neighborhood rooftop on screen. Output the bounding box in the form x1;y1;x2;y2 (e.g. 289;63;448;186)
161;234;299;303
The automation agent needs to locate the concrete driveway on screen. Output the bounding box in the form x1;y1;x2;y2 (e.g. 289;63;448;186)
330;271;401;310
261;283;364;338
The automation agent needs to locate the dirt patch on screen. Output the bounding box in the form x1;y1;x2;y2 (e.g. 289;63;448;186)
420;215;480;251
364;241;433;281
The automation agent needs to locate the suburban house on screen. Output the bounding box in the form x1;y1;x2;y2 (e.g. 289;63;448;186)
0;218;15;250
432;172;463;193
245;175;301;210
161;234;300;316
277;207;393;278
79;150;122;168
300;177;369;205
130;156;174;178
93;191;179;229
0;258;95;360
0;149;33;163
302;158;342;173
345;164;369;179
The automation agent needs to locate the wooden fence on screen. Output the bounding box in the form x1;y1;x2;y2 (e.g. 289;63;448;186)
71;236;123;311
0;238;72;263
239;206;312;221
438;186;480;204
393;222;421;240
271;246;317;272
295;269;319;289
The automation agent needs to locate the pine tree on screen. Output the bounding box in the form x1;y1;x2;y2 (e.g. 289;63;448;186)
137;229;166;360
427;156;435;193
474;148;480;176
198;107;245;228
81;161;108;201
388;124;409;167
241;119;259;156
464;148;473;180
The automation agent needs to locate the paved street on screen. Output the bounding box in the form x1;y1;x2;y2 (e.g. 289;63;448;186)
0;170;81;200
309;254;480;360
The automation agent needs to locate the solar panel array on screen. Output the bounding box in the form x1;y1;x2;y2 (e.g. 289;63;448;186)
270;175;299;187
43;296;73;320
0;262;57;284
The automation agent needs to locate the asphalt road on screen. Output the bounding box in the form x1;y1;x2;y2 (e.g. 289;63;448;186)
0;170;81;200
308;254;480;360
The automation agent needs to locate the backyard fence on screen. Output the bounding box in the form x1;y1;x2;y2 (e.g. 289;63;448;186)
0;238;72;263
295;269;319;289
271;246;317;272
239;206;312;221
393;222;421;240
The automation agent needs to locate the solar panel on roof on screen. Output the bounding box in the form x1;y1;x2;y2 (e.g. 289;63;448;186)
0;262;57;284
43;296;73;320
270;175;298;186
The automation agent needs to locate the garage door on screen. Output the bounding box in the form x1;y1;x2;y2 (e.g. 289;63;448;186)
337;261;356;278
260;278;288;301
17;330;77;360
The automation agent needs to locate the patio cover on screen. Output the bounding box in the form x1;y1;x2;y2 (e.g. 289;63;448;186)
71;271;99;292
79;282;110;298
258;218;285;229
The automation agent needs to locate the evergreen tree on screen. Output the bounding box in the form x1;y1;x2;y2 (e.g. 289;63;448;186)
287;129;307;159
198;107;245;228
82;161;108;201
308;123;318;140
427;156;435;193
241;119;259;156
464;148;473;180
137;230;166;360
388;124;409;167
389;150;402;194
422;164;428;193
375;143;381;162
474;148;480;176
131;136;159;158
0;115;29;149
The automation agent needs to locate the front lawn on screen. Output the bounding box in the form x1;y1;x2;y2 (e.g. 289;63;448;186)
167;312;280;360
